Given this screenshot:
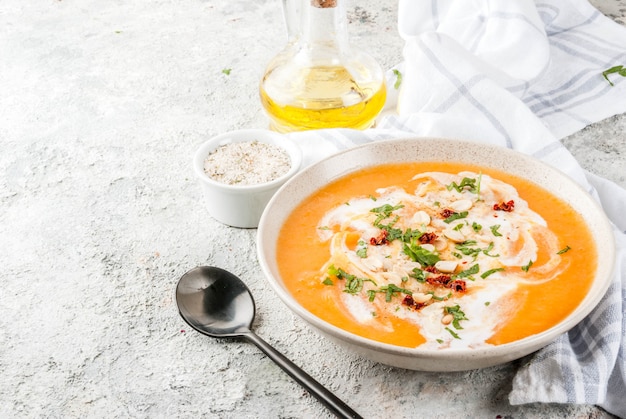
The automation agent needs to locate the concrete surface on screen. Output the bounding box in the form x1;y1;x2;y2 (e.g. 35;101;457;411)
1;0;624;418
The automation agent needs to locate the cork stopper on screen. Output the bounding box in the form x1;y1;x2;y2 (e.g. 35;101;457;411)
311;0;337;8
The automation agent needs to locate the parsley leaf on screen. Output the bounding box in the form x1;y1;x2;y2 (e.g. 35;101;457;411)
409;267;426;283
380;284;413;302
403;241;440;266
445;305;469;330
444;211;468;224
447;177;478;193
521;260;534;272
480;268;504;279
356;240;368;258
371;203;404;219
557;245;571;255
428;291;451;301
371;204;405;240
602;65;626;86
455;240;481;259
490;224;502;237
392;69;403;89
455;264;479;279
446;327;461;339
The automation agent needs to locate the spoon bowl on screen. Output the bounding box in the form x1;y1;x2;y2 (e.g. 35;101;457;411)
175;266;362;419
176;266;254;337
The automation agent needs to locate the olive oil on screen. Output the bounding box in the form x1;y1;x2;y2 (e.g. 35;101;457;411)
260;66;387;133
258;0;387;133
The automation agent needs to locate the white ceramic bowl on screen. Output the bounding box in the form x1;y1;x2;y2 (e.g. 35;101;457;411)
194;129;302;228
257;138;615;371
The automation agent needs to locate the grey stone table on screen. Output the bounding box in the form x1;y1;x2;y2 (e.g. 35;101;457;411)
1;1;624;418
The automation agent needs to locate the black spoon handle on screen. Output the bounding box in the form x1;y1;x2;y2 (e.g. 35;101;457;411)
243;331;363;419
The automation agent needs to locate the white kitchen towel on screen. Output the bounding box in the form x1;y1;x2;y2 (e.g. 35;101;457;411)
287;0;626;416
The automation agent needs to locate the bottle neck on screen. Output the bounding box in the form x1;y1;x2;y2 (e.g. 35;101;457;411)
300;0;349;50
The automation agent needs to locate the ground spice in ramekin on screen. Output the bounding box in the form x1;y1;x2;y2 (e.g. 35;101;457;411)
203;140;291;186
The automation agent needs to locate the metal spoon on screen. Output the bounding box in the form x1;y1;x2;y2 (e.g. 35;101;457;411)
175;266;362;419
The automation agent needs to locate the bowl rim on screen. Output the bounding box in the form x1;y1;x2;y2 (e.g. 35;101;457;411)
257;137;616;364
193;129;302;192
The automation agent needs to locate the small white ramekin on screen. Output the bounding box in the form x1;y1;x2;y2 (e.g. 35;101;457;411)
193;129;302;228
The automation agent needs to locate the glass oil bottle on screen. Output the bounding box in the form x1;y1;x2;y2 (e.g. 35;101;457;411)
259;0;387;133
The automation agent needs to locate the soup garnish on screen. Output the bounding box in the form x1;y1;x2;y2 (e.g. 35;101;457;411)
277;163;596;349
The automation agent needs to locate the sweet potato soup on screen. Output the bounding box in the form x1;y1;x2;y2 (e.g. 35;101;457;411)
276;162;597;349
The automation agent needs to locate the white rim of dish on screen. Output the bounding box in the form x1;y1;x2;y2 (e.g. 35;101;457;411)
257;137;616;360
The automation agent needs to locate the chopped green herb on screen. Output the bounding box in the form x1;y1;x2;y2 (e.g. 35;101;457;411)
381;224;404;241
456;264;479;279
521;260;534;272
602;65;626;86
392;69;403;89
444;305;469;330
557;245;571;255
436;339;444;344
455;241;481;259
482;242;500;258
445;327;461;339
222;68;232;75
401;228;423;243
485;301;491;306
472;222;482;232
318;226;330;230
428;291;451;301
328;266;376;294
368;283;412;302
344;276;365;294
480;268;505;279
433;201;440;207
444;211;468;224
356;240;368;258
490;224;502;237
322;278;334;286
371;204;405;240
447;177;479;193
380;284;412;302
371;203;404;219
368;195;377;201
409;268;426;283
403;241;440;266
454;241;498;261
453;223;464;231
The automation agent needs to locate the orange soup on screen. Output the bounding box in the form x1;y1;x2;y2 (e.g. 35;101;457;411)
276;162;597;348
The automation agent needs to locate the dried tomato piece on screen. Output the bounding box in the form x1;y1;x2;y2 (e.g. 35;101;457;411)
426;275;451;286
370;229;389;246
440;208;456;219
424;265;439;274
419;232;438;244
402;295;425;310
446;280;467;293
493;200;515;212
